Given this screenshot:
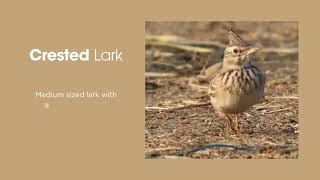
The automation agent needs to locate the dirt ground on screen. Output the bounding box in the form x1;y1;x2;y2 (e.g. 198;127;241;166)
145;22;298;159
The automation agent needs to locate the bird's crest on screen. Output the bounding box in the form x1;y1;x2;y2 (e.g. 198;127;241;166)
224;25;248;47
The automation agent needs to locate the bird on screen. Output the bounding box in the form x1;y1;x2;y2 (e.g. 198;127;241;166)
207;26;265;134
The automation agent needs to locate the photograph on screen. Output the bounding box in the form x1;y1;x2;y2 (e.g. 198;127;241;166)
145;21;299;159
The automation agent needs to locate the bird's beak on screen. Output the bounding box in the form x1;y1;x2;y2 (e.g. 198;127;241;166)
245;46;261;55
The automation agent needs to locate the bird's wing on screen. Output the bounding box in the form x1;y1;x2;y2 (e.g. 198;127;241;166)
207;63;224;97
204;62;223;81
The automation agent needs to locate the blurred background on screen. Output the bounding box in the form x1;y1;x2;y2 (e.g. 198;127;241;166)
145;21;298;74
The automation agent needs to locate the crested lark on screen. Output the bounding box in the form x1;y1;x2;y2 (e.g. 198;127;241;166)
208;26;265;133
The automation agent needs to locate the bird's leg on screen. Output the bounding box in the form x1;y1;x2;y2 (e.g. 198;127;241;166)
223;114;233;132
233;114;240;134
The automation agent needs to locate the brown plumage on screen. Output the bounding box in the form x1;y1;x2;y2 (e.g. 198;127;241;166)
208;26;265;133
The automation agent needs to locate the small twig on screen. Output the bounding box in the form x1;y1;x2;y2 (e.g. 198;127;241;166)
261;47;298;54
255;105;282;110
145;34;181;43
145;102;211;112
146;41;212;54
146;147;183;154
188;83;208;91
264;107;293;114
174;39;226;49
176;144;256;156
254;101;280;111
268;96;299;99
145;106;170;110
145;72;178;78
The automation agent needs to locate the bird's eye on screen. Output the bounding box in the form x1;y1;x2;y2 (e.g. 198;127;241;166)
239;49;242;53
233;49;238;53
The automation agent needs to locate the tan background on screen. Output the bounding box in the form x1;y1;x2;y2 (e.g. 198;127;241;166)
0;0;317;179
